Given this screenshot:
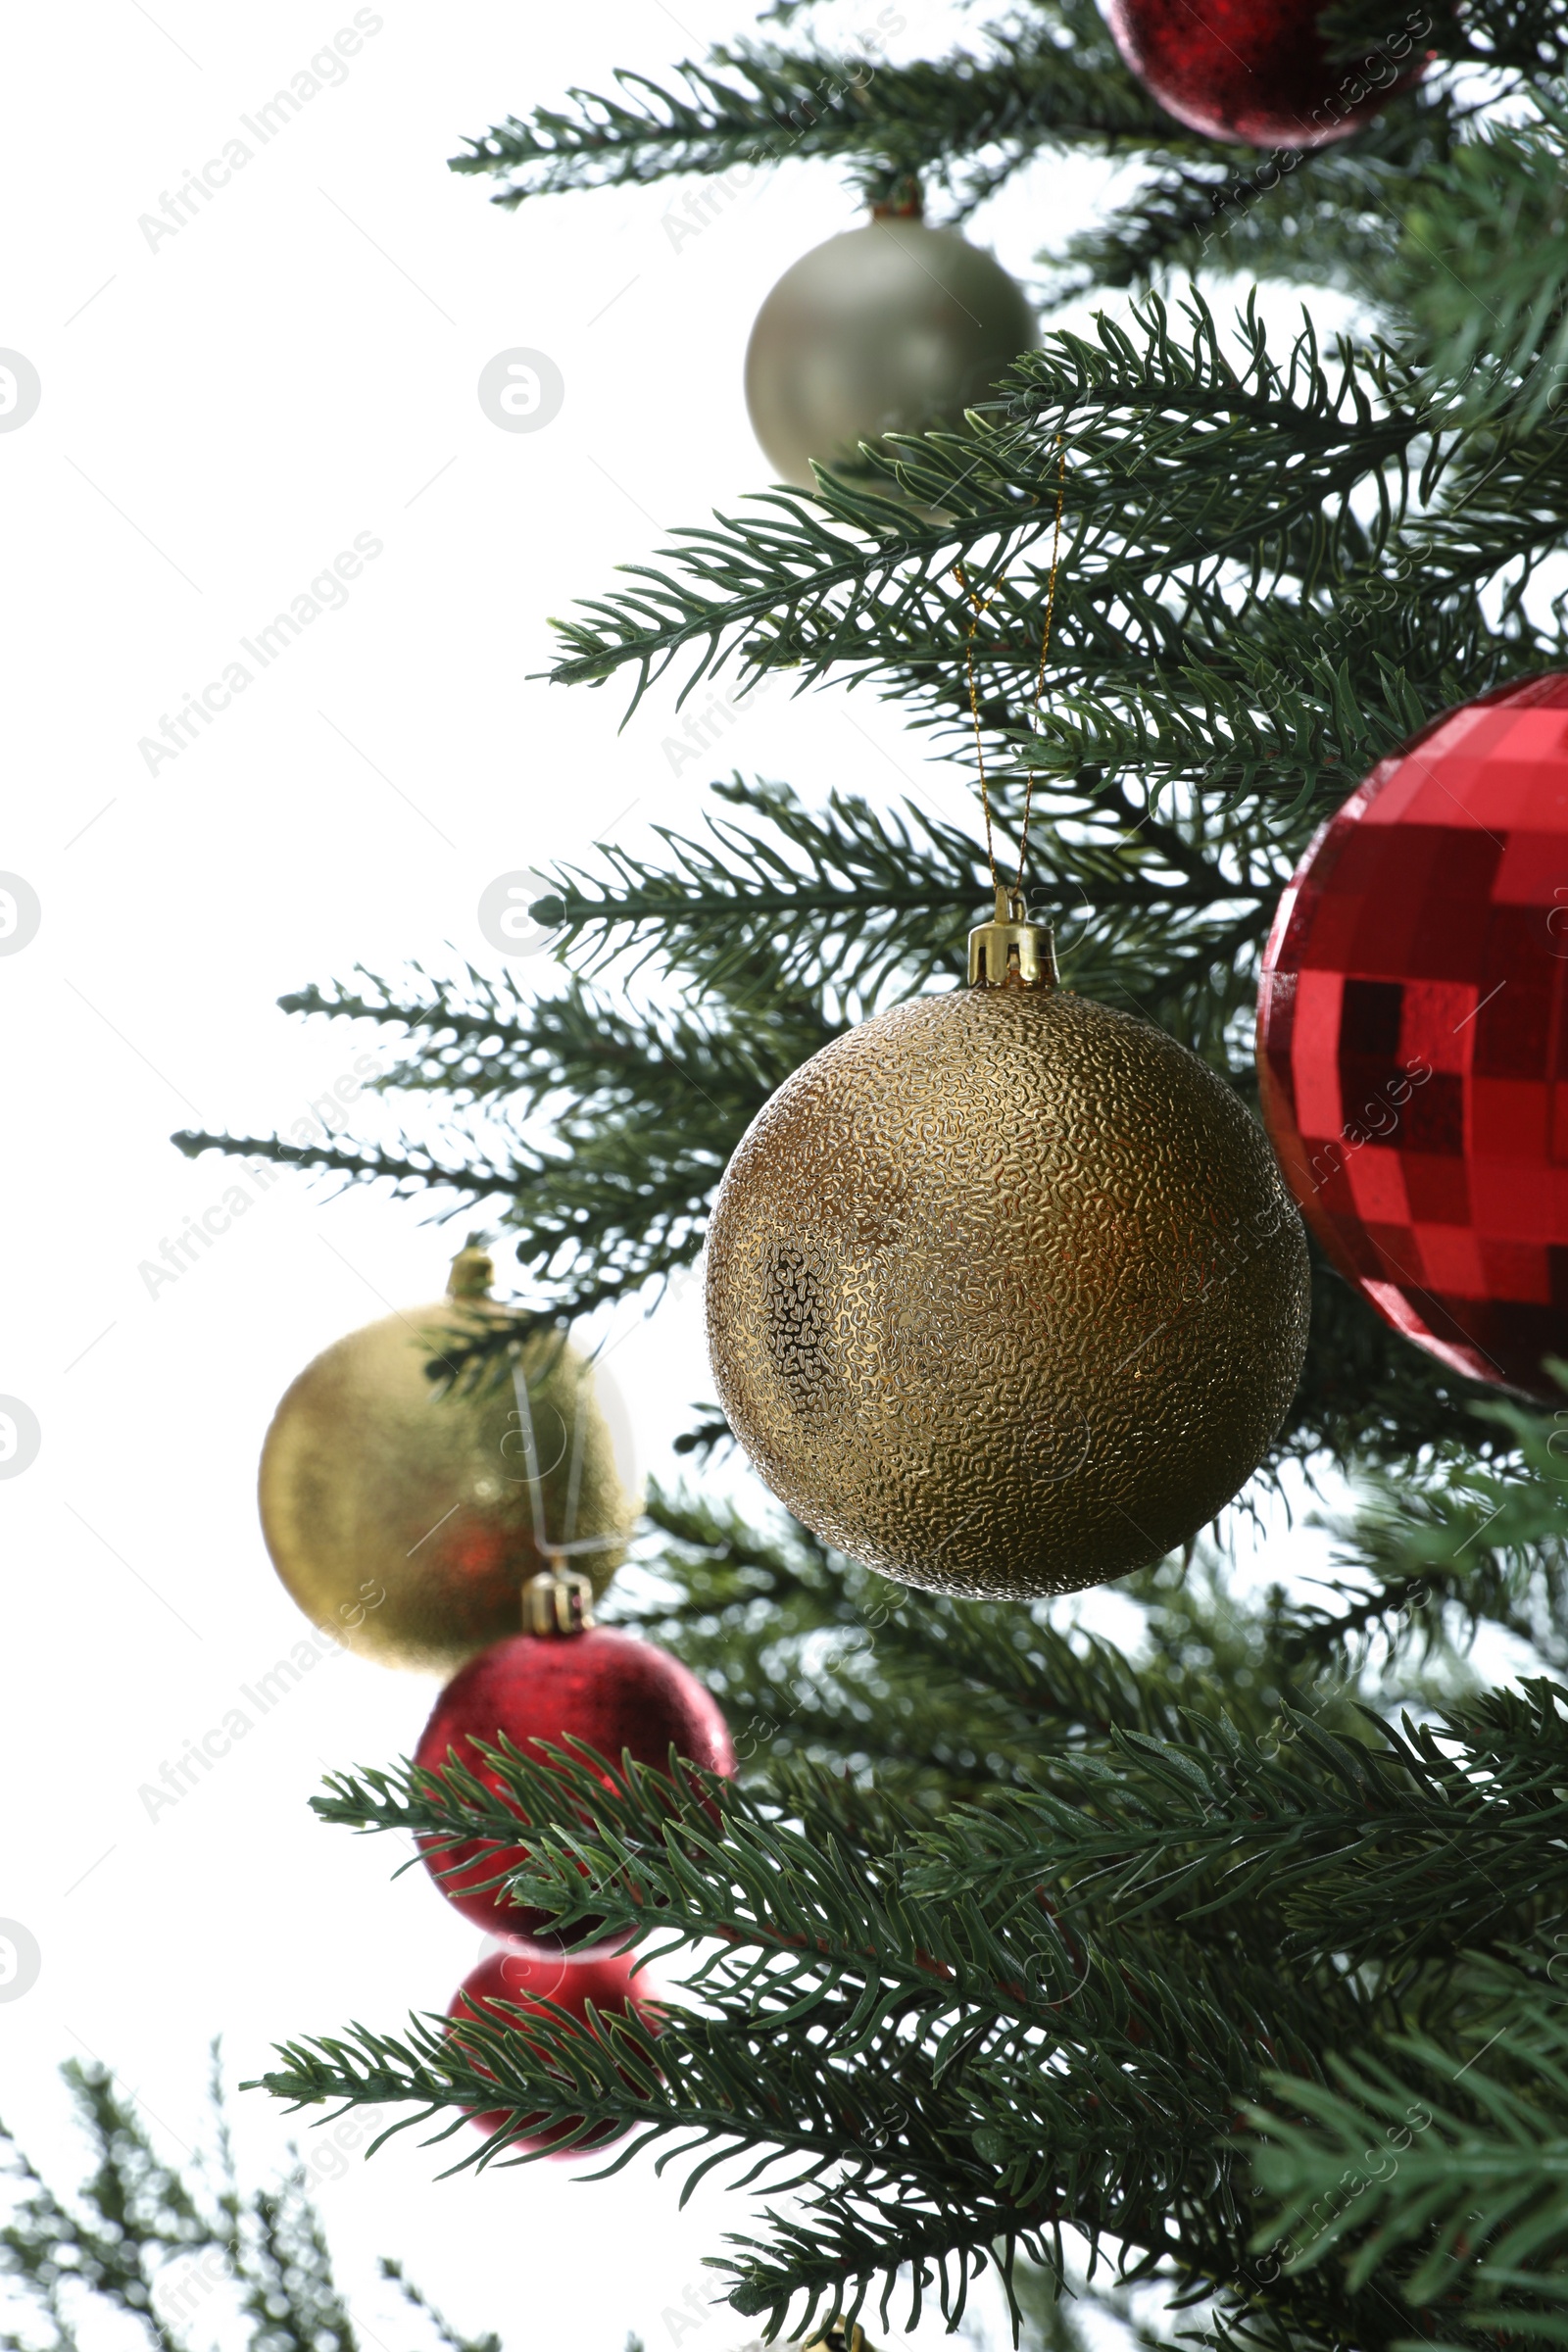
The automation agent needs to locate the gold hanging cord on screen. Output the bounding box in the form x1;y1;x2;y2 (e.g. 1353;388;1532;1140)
953;433;1068;906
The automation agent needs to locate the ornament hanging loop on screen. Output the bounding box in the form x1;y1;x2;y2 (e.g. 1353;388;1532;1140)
520;1564;597;1637
968;883;1058;991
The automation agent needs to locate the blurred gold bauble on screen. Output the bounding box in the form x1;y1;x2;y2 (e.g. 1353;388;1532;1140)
705;902;1310;1599
744;211;1038;491
258;1244;635;1674
735;2327;871;2352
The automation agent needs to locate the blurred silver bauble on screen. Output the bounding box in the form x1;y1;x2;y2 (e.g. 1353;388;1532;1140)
744;209;1038;489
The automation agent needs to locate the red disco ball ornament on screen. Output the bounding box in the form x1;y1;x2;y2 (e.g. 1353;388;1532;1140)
416;1587;735;1949
446;1946;660;2153
1103;0;1426;148
1257;674;1568;1400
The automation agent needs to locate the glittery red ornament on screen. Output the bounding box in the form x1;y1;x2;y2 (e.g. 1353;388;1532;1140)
446;1946;660;2153
415;1627;736;1948
1257;674;1568;1400
1104;0;1426;148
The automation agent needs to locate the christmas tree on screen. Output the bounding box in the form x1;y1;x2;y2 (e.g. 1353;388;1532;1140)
0;2056;509;2352
173;1;1568;2345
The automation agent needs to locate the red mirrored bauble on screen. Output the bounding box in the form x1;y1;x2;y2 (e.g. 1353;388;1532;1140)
1103;0;1425;148
446;1946;660;2153
415;1628;735;1948
1257;675;1568;1400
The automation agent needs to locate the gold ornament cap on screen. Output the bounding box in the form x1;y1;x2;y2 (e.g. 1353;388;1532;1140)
967;885;1057;990
520;1565;597;1637
802;2327;869;2352
446;1237;495;1299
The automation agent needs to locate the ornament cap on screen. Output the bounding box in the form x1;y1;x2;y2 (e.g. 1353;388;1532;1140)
447;1237;495;1300
520;1564;597;1637
967;886;1057;990
868;176;923;220
802;2326;869;2352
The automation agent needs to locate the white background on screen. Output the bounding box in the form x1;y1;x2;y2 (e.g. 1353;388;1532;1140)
0;6;1355;2352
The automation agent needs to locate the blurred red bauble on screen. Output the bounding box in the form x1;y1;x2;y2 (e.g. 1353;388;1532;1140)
415;1625;736;1948
446;1946;660;2153
1257;674;1568;1400
1103;0;1425;148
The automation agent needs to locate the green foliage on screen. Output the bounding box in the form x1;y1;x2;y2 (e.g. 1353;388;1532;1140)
266;1613;1568;2346
0;2055;484;2352
174;961;837;1342
1249;1968;1568;2328
1396;100;1568;421
544;297;1552;766
265;1395;1568;2337
1038;109;1455;312
448;3;1176;218
173;759;1493;1465
167;1;1568;2344
0;2060;220;2352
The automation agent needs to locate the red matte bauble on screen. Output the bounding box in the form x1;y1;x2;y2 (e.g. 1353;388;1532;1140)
416;1628;736;1948
1257;673;1568;1400
447;1946;659;2152
1104;0;1425;148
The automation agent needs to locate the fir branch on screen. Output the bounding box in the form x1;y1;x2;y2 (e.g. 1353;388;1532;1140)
1250;1973;1568;2330
622;1486;1295;1806
527;773;1275;1037
449;6;1176;215
379;2261;501;2352
1282;1394;1567;1671
1396;99;1568;425
530;777;990;1009
546;297;1419;705
546;295;1566;813
1325;0;1568;73
0;2059;515;2352
171;1130;482;1198
173;974;840;1337
240;2176;360;2352
0;2062;218;2352
1039;103;1453;312
270;1741;1460;2347
909;1682;1568;1973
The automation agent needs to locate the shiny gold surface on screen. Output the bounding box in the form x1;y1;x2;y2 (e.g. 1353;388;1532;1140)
258;1267;631;1674
520;1565;597;1636
705;987;1310;1598
968;887;1057;990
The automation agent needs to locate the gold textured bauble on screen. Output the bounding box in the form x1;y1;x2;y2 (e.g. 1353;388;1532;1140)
744;215;1038;491
258;1245;635;1674
705;913;1310;1598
